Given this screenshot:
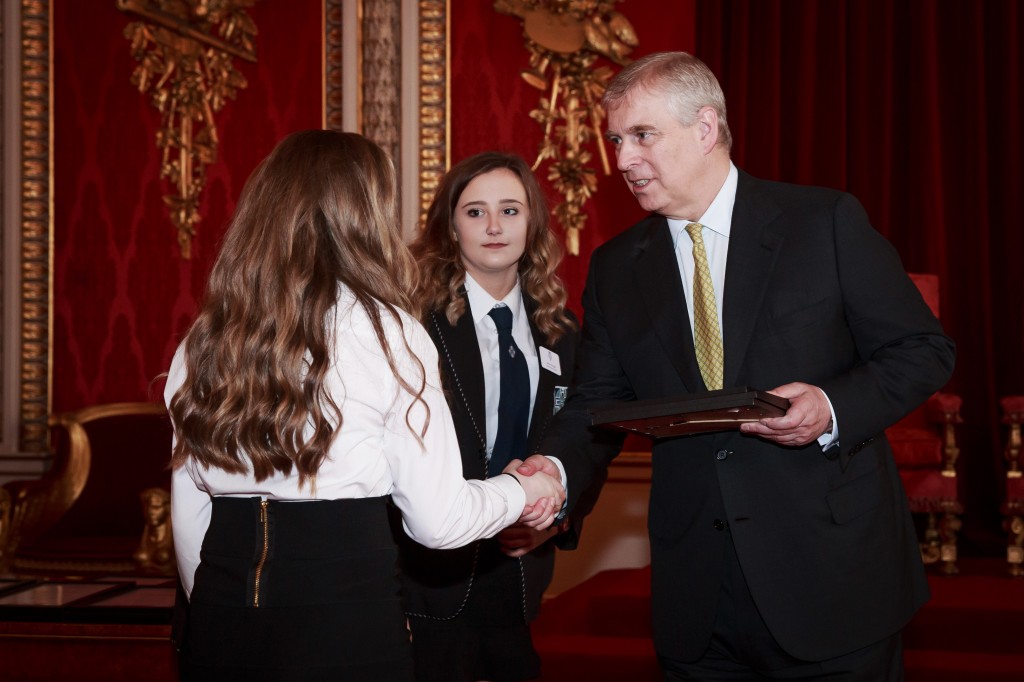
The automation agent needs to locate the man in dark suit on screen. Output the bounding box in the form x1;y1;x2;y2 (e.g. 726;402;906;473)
524;52;955;680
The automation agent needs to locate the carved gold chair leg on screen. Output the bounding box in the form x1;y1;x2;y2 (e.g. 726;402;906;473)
919;513;940;566
1005;513;1024;578
938;508;961;576
1001;396;1024;577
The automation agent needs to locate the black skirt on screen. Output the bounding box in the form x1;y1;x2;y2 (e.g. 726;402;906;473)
179;495;413;681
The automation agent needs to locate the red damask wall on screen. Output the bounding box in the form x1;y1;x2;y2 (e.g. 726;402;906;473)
52;1;693;412
52;0;322;412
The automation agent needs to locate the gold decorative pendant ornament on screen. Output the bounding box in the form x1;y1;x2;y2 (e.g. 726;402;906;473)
118;0;257;259
495;0;637;255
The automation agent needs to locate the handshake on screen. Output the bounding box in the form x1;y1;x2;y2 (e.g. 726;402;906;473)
502;454;564;532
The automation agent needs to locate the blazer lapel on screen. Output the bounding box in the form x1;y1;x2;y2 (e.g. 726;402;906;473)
427;308;488;454
632;215;705;392
722;171;784;388
524;303;564;451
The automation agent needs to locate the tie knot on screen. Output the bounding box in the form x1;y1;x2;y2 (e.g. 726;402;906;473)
488;305;513;333
685;222;704;241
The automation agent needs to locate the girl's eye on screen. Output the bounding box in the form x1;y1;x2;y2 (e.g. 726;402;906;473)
466;208;484;217
501;207;519;216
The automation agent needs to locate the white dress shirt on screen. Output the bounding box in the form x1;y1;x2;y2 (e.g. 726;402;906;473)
464;274;540;468
166;284;526;597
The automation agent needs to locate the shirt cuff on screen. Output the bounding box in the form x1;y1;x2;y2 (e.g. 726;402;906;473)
489;470;527;526
548;456;569;521
816;387;840;451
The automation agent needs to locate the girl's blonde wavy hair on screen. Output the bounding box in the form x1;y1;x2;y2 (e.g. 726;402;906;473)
411;151;574;343
169;130;425;488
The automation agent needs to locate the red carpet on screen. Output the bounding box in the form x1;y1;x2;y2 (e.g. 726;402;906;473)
533;558;1024;680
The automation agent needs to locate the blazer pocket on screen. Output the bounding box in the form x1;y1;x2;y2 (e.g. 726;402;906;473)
826;466;885;525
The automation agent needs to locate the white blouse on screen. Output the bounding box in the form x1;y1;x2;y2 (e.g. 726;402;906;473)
166;286;525;597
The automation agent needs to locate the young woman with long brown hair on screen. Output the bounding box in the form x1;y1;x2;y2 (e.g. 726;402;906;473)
397;151;603;681
165;132;563;681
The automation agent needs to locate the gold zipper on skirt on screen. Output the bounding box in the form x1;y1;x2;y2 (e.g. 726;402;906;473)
253;499;270;607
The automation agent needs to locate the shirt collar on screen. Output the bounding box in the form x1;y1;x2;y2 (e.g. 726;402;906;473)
464;273;524;326
669;162;738;246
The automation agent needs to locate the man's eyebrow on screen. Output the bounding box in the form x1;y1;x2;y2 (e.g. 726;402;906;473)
606;124;656;138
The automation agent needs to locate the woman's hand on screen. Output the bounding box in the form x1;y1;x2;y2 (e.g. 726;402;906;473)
504;461;565;531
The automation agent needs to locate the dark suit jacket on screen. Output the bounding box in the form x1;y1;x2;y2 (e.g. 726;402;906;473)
397;295;594;624
541;170;956;662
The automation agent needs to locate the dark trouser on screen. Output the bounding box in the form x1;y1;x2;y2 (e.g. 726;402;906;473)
180;496;413;682
407;542;540;682
660;532;903;681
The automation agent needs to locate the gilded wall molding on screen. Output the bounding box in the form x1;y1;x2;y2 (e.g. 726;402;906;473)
324;0;343;131
417;0;447;228
361;0;402;168
18;0;52;453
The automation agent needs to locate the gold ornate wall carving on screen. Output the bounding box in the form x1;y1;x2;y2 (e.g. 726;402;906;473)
495;0;637;255
118;0;257;260
18;0;52;453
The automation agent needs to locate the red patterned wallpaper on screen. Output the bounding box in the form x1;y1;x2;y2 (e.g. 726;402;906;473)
451;0;697;316
52;1;322;412
51;1;692;411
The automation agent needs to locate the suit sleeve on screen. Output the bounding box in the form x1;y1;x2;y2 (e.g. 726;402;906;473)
541;253;632;515
817;193;955;453
545;311;609;550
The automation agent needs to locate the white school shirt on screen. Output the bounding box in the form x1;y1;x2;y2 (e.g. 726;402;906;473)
464;274;540;467
166;285;525;598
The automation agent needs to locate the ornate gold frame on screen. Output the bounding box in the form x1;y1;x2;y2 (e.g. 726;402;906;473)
417;0;448;224
17;0;52;454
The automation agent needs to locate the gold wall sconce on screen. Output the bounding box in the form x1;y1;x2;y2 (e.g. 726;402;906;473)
118;0;257;259
495;0;637;255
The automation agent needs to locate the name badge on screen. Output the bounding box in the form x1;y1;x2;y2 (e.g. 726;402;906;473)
539;347;561;375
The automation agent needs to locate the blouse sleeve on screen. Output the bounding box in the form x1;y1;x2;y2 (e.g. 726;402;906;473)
373;310;525;548
164;344;211;599
171;460;211;599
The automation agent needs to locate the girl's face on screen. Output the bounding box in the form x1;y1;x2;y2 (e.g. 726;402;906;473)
452;168;529;294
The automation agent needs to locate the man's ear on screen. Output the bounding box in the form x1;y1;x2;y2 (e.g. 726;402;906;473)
697;106;719;154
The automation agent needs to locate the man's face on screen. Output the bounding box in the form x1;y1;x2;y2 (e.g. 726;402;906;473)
605;87;708;220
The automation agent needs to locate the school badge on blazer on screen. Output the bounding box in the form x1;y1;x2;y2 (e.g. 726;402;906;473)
553;386;568;414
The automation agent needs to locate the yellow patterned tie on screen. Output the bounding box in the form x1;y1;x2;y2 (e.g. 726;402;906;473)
685;222;724;390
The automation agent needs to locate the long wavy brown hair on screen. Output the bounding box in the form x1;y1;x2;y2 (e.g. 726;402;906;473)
169;130;425;488
411;151;574;344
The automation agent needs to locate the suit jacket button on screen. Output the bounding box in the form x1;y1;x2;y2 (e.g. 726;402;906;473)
713;519;727;531
715;449;730;461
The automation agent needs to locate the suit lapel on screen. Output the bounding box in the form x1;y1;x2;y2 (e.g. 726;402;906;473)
632;215;705;392
722;171;784;387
